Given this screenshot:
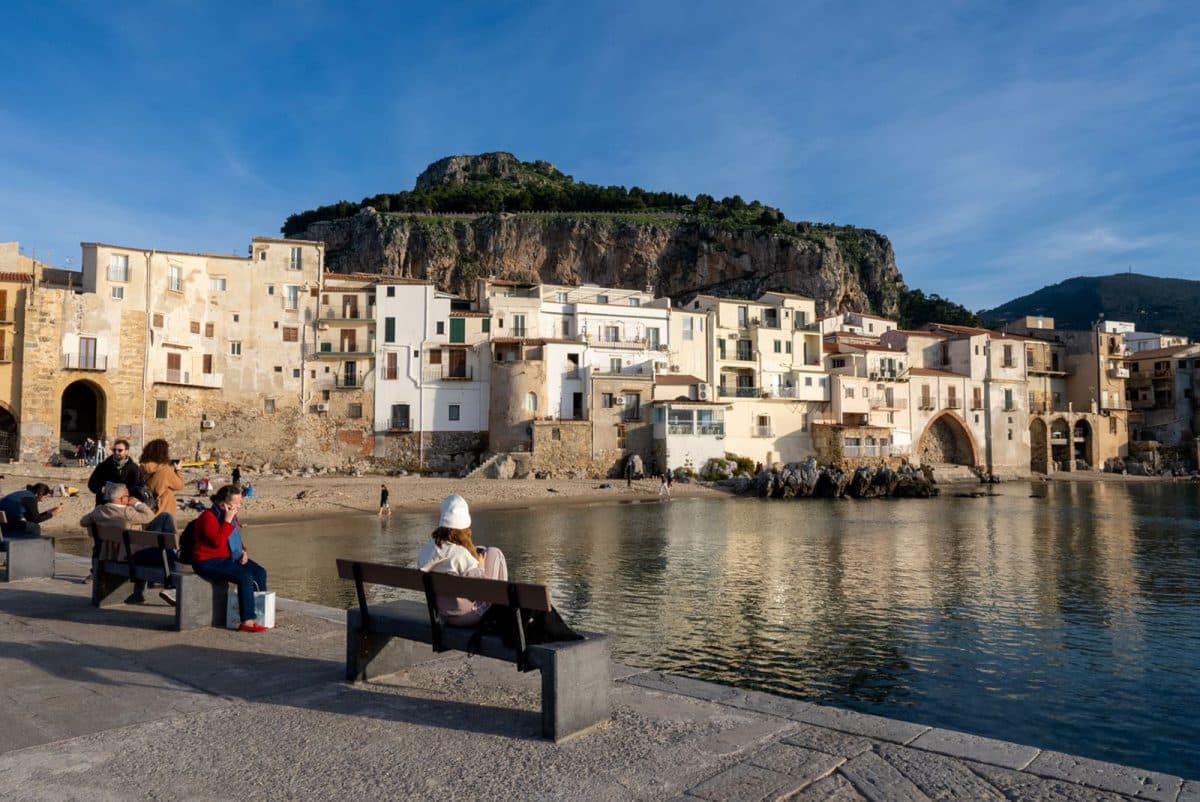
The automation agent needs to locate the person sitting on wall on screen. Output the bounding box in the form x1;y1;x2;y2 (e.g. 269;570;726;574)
191;484;270;633
0;483;65;538
87;439;143;507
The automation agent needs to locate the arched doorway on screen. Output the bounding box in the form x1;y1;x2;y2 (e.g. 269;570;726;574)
1029;418;1049;474
918;412;978;466
60;380;106;455
1073;419;1093;468
1050;418;1070;468
0;405;17;462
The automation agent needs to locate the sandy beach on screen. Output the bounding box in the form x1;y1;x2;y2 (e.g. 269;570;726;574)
1;465;728;537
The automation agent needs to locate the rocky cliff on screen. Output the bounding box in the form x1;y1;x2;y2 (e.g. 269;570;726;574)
289;153;905;316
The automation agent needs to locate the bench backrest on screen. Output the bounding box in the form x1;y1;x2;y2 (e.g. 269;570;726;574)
93;527;180;551
335;559;552;611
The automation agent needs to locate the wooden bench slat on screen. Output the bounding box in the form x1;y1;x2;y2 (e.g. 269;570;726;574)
336;559;553;611
93;529;179;550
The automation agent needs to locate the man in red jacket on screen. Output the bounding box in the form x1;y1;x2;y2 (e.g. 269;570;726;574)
191;484;270;632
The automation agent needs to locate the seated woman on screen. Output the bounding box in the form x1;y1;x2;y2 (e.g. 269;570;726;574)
417;494;508;627
0;483;65;538
191;484;270;633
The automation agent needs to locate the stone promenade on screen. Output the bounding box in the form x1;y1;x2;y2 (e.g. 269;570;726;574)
0;556;1195;801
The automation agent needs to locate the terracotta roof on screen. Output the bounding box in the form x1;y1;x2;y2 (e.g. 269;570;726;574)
82;241;252;261
651;399;732;407
323;272;431;285
0;272;34;282
655;374;703;385
490;337;580;346
907;367;965;378
449;310;489;317
926;323;1032;341
891;329;946;338
1125;344;1195;360
854;343;904;352
253;236;324;246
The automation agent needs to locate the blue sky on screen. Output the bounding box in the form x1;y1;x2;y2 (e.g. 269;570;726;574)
2;1;1197;309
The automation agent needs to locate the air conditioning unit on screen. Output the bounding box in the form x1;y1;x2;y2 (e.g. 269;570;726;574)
200;420;216;430
697;383;710;401
315;403;329;412
613;396;626;406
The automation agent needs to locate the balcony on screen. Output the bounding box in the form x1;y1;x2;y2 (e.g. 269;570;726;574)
0;305;15;324
154;369;223;388
333;374;364;389
843;444;905;458
388;419;412;432
918;400;935;410
719;386;762;398
421;365;475;382
794;321;820;332
752;425;774;437
0;346;12;363
309;341;375;358
870;397;907;410
318;306;371;322
868;371;899;381
1108;367;1131;379
1152;368;1172;379
946;398;961;409
62;353;108;371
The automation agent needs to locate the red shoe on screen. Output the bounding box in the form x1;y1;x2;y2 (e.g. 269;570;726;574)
237;622;269;633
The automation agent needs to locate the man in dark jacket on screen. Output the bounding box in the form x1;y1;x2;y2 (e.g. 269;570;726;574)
87;438;142;507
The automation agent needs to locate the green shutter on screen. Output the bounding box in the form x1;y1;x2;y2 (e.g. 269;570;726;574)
450;318;466;343
384;317;396;343
482;318;491;333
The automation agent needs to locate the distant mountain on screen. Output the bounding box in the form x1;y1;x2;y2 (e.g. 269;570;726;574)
979;274;1200;341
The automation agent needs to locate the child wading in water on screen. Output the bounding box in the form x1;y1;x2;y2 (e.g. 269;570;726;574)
379;483;391;516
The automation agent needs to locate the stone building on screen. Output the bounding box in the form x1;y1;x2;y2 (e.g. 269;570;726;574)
1124;343;1200;446
14;237;356;467
0;243;40;460
311;273;379;460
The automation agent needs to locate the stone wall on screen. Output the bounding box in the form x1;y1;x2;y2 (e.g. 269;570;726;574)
531;420;592;476
375;429;486;474
812;424;906;470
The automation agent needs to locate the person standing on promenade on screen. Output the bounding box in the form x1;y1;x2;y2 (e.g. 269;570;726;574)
191;484;270;632
231;465;242;486
0;483;65;538
139;439;184;533
378;484;390;516
417;494;508;626
87;439;143;507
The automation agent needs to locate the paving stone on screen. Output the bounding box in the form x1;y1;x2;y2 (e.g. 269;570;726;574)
724;687;820;720
965;759;1136;802
624;671;741;703
789;772;868;801
611;664;651;681
839;752;931;802
1025;749;1182;801
791;704;930;745
748;742;844;783
687;763;806;802
1180;780;1200;802
691;713;796;758
875;743;1006;801
908;726;1040;770
781;723;874;758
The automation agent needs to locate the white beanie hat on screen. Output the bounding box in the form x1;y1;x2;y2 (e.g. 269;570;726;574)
439;494;471;529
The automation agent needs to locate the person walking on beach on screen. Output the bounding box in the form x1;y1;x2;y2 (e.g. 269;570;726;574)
417;494;508;626
659;467;673;497
231;465;242;486
191;484;270;632
87;439;143;507
378;484;390;516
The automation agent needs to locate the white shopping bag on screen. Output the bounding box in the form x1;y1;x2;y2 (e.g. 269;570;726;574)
226;590;276;629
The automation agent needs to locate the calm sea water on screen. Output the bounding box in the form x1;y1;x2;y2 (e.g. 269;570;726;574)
59;480;1200;778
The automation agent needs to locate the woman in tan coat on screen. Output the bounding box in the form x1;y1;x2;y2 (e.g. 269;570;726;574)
139;438;185;531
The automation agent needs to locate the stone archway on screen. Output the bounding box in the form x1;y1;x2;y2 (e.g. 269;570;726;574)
918;411;979;466
60;380;106;455
1050;418;1071;469
1029;417;1049;474
1073;419;1094;468
0;404;17;462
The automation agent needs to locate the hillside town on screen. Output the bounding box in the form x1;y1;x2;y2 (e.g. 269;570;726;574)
1;237;1196;479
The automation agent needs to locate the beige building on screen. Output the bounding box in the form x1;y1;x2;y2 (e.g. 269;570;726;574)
0;243;41;460
13;237;381;467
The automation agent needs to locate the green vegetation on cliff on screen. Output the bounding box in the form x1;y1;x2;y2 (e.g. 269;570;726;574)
980;273;1200;340
897;289;980;329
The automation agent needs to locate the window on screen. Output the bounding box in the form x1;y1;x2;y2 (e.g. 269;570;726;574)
683;318;694;340
596;295;608;305
646;328;660;349
603;325;619;342
428;349;442;364
289;247;303;270
155;400;168;418
190;321;200;334
168;264;182;292
805;376;813;386
831;357;846;369
268;285;275;295
526;392;537;412
108;254;129;282
1002;344;1014;368
232;313;239;323
230;341;242;356
202;354;214;374
736;340;752;360
274;366;283;373
386;286;395;297
552;427;562;440
448;404;460;422
273;321;280;328
209;277;226;292
737;306;748;327
264;399;276;415
348;403;362;419
512;314;527;337
110;286;124;300
282;326;298;342
384;317;395;343
786;341;793;354
1004;388;1015;410
774;340;781;353
390;403;410;430
259;250;267;261
623;393;641;421
153;313;163;328
628;297;640;307
284;285;300;310
868;323;874;333
602;393;614;408
610;357;622;373
845;386;854;398
385;352;398;380
292;369;300;378
482;318;490;333
718;339;726;359
436;321;444;335
555;291;568;303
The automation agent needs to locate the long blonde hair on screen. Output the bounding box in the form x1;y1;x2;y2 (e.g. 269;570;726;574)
432;526;477;555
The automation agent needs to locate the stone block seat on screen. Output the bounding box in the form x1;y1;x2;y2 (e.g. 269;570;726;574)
89;525;230;630
1;509;56;582
336;558;610;742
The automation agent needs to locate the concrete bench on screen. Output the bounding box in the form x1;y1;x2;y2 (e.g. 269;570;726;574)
336;558;609;742
90;526;230;631
1;518;56;582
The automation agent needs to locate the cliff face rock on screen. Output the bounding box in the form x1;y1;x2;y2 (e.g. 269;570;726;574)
415;152;562;190
299;207;903;316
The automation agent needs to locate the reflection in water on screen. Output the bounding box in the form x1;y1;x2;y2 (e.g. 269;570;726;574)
55;481;1200;777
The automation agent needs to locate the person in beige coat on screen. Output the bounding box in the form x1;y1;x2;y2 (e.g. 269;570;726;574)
139;438;185;530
